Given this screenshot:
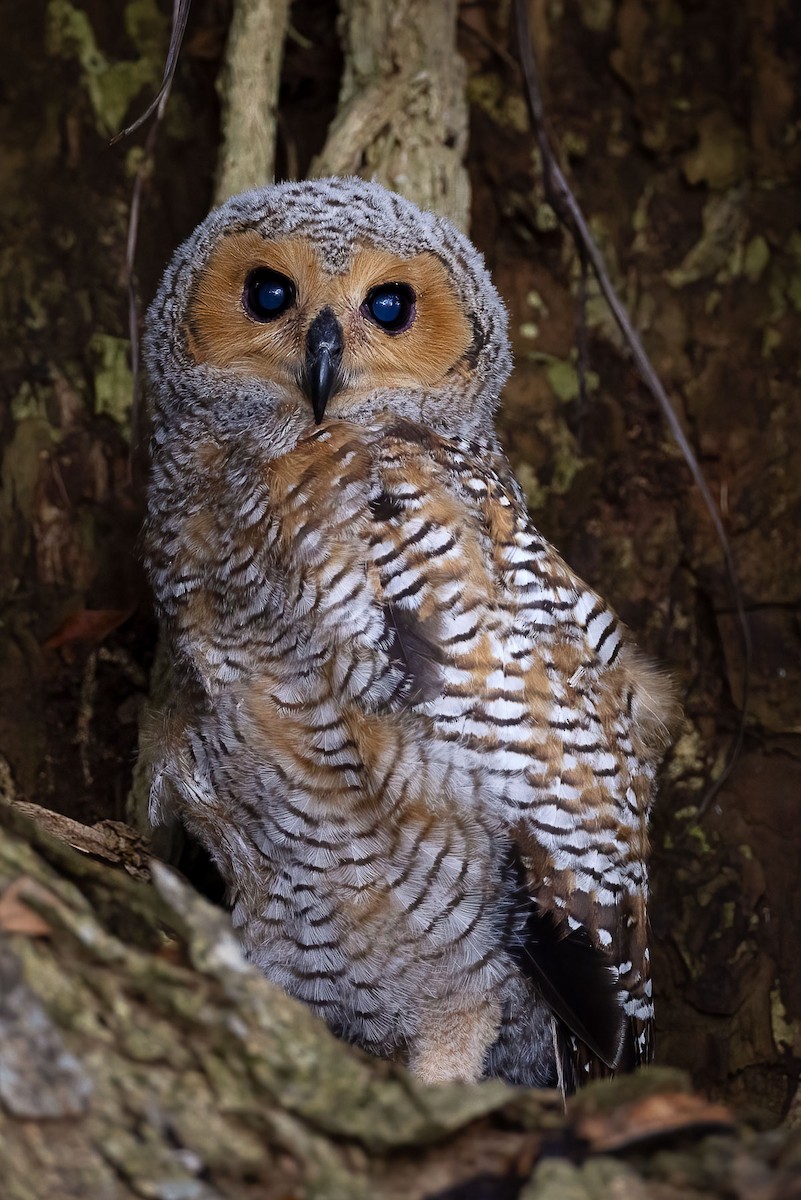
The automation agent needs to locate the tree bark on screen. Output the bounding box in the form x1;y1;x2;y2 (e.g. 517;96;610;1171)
213;0;291;203
311;0;470;229
3;799;800;1199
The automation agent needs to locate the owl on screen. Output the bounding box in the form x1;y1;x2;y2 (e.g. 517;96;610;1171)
143;177;676;1090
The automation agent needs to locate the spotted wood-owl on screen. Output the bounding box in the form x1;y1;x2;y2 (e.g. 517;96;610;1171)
143;177;675;1089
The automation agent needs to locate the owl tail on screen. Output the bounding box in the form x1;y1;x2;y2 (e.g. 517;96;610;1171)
511;905;627;1086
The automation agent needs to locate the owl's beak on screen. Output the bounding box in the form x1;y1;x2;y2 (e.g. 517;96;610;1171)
303;307;343;423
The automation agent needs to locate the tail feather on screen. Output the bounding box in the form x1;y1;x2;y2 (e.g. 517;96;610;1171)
512;905;627;1076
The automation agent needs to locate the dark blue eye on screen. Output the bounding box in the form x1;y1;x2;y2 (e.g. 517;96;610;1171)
363;283;415;333
244;269;296;322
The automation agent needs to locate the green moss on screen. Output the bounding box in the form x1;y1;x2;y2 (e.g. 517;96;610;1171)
10;382;49;423
664;728;707;790
516;462;545;511
521;1158;587;1200
522;1153;649;1200
121;1018;193;1066
563;130;589;159
667;191;749;287
546;359;582;403
466;74;527;133
0;419;58;529
550;430;585;495
124;0;167;53
533;201;558;232
682;111;749;190
124;144;146;179
168;1091;268;1174
91;335;133;435
527;354;600;404
770;987;800;1053
705;289;722;314
576;0;614;32
743;235;770;282
46;0;165;137
526;290;549;314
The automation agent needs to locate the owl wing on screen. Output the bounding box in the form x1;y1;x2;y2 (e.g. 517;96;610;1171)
483;443;676;1075
367;419;676;1078
481;482;673;1075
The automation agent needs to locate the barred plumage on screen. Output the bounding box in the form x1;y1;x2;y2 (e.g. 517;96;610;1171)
143;177;676;1088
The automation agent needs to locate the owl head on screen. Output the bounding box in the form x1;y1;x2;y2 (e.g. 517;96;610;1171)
145;177;512;453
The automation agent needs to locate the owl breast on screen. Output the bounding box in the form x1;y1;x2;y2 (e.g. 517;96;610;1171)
147;410;671;1086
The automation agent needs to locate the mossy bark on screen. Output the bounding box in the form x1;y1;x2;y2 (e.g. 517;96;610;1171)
3;799;801;1199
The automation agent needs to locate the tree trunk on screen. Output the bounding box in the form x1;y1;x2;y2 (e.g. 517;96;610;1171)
310;0;470;229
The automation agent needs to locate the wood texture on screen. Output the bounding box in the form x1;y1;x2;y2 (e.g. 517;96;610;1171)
2;799;799;1199
311;0;471;230
213;0;291;203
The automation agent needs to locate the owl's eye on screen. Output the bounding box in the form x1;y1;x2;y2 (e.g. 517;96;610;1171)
363;283;415;333
244;268;296;322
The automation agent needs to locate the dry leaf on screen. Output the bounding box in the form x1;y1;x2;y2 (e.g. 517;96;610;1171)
0;877;55;937
574;1091;736;1152
44;606;133;649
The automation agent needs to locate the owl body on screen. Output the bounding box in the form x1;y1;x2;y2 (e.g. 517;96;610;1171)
145;178;675;1087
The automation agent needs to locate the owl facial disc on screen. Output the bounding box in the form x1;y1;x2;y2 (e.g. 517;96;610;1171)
145;177;514;444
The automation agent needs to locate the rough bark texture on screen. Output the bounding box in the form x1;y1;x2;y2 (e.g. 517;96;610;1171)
213;0;291;203
311;0;471;229
2;799;800;1199
1;0;800;1187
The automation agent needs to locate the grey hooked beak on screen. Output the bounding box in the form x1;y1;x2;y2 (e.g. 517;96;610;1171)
303;307;343;423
